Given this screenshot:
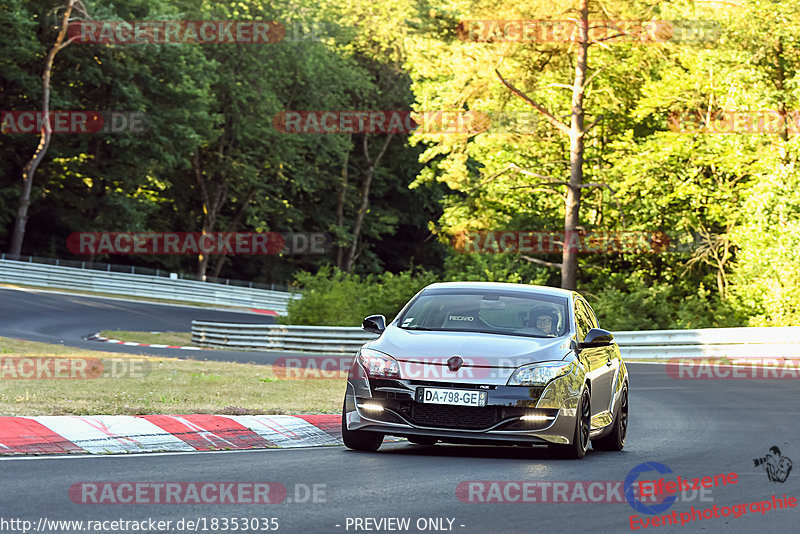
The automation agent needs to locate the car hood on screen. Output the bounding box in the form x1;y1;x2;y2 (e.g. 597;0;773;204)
363;325;573;385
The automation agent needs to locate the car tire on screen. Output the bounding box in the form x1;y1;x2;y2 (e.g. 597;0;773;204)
341;400;383;451
407;436;437;445
549;387;590;459
592;384;628;451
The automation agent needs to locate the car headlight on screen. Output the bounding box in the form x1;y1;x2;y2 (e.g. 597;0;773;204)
507;361;573;386
358;348;401;379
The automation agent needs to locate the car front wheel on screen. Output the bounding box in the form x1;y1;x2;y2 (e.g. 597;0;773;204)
341;400;383;451
549;387;590;459
592;384;628;451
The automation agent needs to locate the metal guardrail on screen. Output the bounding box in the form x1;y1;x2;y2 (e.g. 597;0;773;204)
615;327;800;359
0;259;299;314
192;322;378;352
0;253;292;291
190;322;800;357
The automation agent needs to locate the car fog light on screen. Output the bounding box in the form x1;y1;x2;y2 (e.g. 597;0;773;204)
360;403;384;412
520;414;554;422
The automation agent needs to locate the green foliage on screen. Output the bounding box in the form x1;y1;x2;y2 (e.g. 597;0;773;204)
728;160;800;326
4;0;800;330
442;252;554;285
284;265;439;326
586;276;744;331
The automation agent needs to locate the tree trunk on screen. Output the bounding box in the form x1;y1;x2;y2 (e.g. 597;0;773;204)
345;133;393;273
335;134;351;270
9;0;78;256
561;0;589;291
773;38;789;163
210;187;255;278
193;150;227;281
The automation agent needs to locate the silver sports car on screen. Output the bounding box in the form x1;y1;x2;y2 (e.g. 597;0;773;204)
342;282;628;458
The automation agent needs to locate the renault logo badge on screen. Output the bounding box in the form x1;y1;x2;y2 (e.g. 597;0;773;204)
447;355;464;372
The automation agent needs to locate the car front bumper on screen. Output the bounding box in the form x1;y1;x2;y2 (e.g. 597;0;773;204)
344;370;584;445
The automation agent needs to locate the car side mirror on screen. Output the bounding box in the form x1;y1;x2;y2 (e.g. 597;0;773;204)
579;328;614;349
362;314;386;335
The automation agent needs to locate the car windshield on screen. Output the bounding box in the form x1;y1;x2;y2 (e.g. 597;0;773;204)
397;289;569;338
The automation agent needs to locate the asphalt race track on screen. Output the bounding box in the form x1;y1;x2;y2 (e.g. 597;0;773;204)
1;366;798;532
1;286;799;533
0;286;286;363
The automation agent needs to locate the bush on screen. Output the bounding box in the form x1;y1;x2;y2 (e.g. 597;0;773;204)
283;266;439;326
585;277;744;331
285;262;747;330
728;165;800;326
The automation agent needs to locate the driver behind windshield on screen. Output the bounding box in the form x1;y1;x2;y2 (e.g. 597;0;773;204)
531;309;559;336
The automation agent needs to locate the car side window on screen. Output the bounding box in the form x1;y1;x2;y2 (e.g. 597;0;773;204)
574;301;591;341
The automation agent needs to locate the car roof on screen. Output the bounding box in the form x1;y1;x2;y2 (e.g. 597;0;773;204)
421;281;574;299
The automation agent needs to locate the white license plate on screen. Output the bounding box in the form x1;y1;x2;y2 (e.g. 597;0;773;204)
417;388;487;407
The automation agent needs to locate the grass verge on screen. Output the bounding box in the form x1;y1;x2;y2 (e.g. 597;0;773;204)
0;337;343;416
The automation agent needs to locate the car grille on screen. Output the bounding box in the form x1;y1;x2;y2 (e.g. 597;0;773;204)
410;403;500;430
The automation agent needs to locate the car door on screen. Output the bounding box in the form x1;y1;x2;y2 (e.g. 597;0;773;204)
585;299;623;426
575;298;614;428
